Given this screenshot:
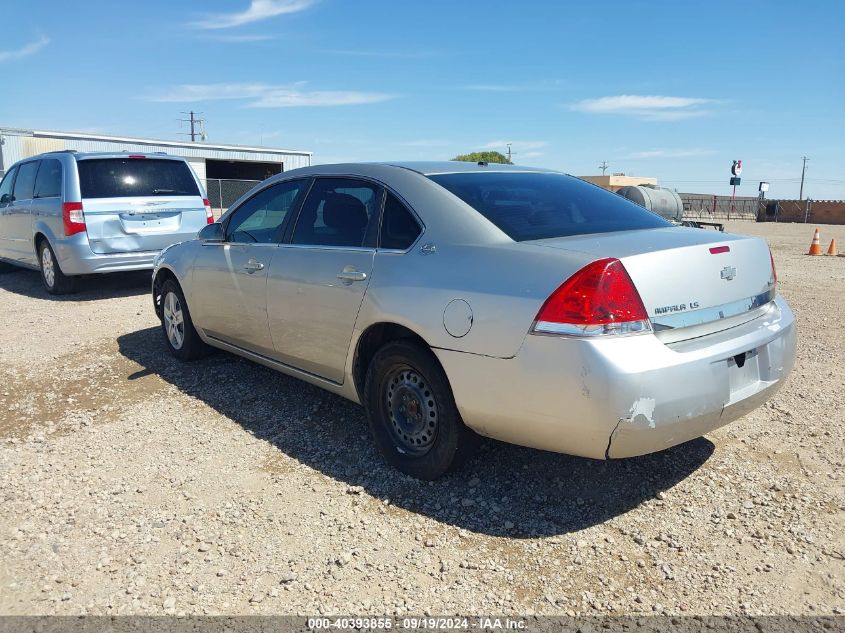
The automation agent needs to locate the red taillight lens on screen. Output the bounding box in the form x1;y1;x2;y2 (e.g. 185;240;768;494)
533;258;651;336
203;198;213;224
62;202;86;236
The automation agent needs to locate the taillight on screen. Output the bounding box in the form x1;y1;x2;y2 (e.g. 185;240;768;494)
533;258;651;336
769;248;777;287
203;198;213;224
62;202;86;236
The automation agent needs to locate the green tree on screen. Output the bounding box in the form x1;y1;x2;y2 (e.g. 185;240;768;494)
451;151;512;164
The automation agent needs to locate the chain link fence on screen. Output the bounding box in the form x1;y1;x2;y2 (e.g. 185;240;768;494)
205;179;262;218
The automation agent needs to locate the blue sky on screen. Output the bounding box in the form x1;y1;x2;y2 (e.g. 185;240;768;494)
1;0;843;199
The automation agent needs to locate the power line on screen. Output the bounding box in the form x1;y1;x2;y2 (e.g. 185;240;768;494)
799;156;810;200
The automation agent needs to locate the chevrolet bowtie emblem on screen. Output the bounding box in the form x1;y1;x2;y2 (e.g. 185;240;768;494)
720;266;737;281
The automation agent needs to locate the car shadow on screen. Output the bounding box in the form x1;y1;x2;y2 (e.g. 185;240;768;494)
117;327;715;538
0;268;151;301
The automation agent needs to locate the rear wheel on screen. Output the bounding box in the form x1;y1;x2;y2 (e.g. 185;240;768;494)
364;340;479;480
159;279;209;361
39;240;77;295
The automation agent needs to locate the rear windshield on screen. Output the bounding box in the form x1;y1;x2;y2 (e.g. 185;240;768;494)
428;172;671;241
77;158;200;199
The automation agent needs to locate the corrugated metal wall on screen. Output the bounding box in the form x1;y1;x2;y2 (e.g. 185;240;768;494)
0;128;312;174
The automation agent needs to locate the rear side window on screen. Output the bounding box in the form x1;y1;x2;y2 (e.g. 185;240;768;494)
12;161;39;201
380;192;421;250
428;172;671;241
77;158;200;199
34;159;62;198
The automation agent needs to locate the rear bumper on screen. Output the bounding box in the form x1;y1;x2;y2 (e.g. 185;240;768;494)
435;296;796;460
52;233;159;275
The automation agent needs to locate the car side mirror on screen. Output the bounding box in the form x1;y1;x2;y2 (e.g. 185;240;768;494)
198;222;225;243
0;194;10;204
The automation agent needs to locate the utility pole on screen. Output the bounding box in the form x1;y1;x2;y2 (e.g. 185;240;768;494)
178;111;207;142
505;143;516;164
799;156;810;200
599;161;609;176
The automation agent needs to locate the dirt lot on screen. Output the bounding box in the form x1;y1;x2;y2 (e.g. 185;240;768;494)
0;221;843;617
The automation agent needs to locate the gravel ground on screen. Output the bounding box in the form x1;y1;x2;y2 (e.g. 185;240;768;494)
0;221;843;617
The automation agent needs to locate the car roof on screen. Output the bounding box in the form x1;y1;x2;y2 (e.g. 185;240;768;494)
380;161;559;176
33;151;182;161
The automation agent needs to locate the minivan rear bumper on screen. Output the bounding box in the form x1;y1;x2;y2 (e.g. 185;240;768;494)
53;233;158;275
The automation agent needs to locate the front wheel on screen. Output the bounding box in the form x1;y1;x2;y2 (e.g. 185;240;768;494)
364;341;479;480
39;240;77;295
159;279;209;361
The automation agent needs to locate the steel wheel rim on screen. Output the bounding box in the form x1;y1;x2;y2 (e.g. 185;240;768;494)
162;291;185;350
42;247;55;288
385;366;438;455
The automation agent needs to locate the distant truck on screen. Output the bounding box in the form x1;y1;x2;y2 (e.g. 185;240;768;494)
616;184;724;231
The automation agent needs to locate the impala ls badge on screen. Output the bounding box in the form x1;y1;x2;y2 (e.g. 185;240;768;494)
720;266;737;281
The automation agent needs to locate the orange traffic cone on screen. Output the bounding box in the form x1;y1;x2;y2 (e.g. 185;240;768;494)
826;239;838;256
808;228;822;255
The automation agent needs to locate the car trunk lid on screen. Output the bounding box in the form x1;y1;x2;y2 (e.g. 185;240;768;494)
527;227;776;342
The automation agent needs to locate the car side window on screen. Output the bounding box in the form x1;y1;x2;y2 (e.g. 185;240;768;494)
291;178;381;248
380;192;422;250
226;179;306;244
0;166;17;205
12;161;39;201
34;159;63;199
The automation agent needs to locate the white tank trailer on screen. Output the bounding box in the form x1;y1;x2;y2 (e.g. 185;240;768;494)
616;185;684;223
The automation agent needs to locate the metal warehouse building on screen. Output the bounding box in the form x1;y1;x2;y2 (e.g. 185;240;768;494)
0;126;312;212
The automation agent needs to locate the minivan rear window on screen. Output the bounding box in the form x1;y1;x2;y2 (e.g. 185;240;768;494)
428;172;671;241
77;158;200;199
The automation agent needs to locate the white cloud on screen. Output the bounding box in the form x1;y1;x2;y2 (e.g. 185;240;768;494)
572;95;714;121
0;34;49;63
200;33;275;43
190;0;316;29
149;82;395;108
482;140;548;151
249;89;394;108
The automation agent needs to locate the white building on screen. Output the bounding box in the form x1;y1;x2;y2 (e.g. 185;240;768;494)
0;126;313;209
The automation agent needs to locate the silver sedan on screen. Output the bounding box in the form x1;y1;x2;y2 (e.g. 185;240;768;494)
152;162;796;480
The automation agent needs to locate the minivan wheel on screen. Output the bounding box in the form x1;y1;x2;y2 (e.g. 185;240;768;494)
159;279;209;361
364;341;479;480
38;240;76;295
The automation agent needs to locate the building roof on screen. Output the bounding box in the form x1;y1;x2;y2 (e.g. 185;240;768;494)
0;126;311;157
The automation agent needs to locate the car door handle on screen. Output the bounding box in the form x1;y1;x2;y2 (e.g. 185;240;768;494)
243;259;265;273
337;270;367;282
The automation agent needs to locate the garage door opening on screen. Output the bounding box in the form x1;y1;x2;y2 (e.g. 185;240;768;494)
205;159;284;213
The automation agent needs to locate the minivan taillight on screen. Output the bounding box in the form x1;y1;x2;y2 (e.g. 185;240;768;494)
62;202;86;236
533;258;651;336
203;198;213;224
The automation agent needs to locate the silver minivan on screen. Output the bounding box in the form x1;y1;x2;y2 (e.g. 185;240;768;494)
0;151;212;294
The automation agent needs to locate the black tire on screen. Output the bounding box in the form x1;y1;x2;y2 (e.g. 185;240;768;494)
364;340;479;480
38;240;77;295
159;279;209;361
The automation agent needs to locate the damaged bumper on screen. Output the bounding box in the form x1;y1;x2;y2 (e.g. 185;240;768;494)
435;296;796;460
